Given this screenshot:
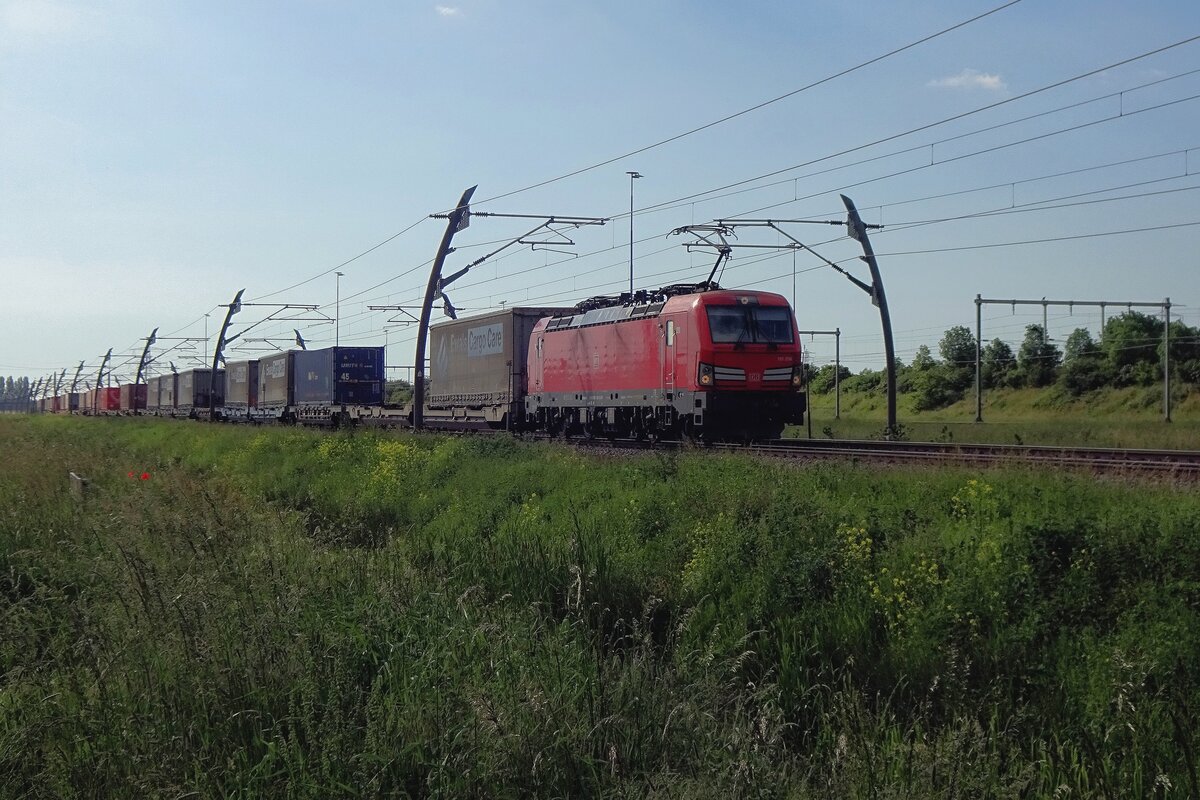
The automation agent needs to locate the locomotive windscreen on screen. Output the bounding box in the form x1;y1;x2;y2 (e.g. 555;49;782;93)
706;306;794;344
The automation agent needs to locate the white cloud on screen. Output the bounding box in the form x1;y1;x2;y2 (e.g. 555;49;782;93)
435;5;462;17
928;69;1007;92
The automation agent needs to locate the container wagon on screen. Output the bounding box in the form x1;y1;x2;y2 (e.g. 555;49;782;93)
255;352;293;421
222;360;259;421
146;376;163;414
176;369;224;418
119;383;149;414
160;372;178;415
89;387;121;415
424;307;572;430
250;348;389;425
292;347;385;425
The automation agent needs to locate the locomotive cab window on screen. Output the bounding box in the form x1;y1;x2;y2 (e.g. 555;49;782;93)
706;306;794;345
666;320;676;346
707;307;749;343
753;307;794;344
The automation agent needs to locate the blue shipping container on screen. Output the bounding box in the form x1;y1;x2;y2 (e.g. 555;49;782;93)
292;347;384;405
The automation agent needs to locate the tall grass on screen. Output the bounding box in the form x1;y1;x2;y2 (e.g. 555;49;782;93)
2;415;1198;797
802;385;1200;448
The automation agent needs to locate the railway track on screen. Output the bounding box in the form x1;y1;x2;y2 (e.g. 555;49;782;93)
567;435;1200;477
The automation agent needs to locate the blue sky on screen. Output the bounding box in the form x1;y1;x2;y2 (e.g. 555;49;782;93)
2;0;1198;385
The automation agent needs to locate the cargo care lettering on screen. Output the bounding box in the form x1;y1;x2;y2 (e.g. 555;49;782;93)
467;324;504;358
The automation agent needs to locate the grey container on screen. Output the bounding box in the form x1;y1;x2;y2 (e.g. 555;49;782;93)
225;360;259;408
428;307;571;407
147;376;162;410
161;373;178;410
257;352;293;409
177;369;225;410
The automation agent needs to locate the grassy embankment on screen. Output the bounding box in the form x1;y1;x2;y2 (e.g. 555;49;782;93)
3;415;1199;797
798;384;1200;448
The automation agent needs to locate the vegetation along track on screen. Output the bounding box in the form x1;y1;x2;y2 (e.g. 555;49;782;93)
563;435;1200;477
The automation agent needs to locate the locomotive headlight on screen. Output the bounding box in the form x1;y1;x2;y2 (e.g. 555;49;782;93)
698;362;714;386
791;366;804;387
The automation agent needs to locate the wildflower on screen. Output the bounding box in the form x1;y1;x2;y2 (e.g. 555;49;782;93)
140;472;150;480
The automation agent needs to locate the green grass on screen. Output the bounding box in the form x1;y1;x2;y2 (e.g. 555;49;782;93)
3;415;1199;797
796;385;1200;448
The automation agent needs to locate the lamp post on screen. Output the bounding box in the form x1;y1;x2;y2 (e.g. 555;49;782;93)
335;271;345;347
626;171;642;296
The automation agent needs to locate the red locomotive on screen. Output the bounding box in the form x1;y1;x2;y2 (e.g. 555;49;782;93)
525;284;805;440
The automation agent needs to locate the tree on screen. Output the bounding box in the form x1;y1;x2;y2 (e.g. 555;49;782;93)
937;325;977;392
842;367;885;395
910;365;959;410
1101;311;1161;385
938;325;977;369
900;332;976;410
1063;328;1099;362
981;339;1016;389
809;363;851;394
385;379;414;406
1162;319;1200;384
911;345;935;371
899;346;934;395
1017;325;1061;388
1060;328;1110;395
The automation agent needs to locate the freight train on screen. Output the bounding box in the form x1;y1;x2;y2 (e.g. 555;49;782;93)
44;284;807;440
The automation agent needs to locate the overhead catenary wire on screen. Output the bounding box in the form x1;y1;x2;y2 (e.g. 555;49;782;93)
631;38;1200;219
352;216;1200;358
445;0;1027;212
863;179;1200;230
369;189;1200;335
111;35;1200;375
710;92;1200;222
248;217;429;303
220;0;1029;335
632;88;1200;222
329;78;1200;332
295;150;1200;344
245;171;1200;355
165;38;1200;352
